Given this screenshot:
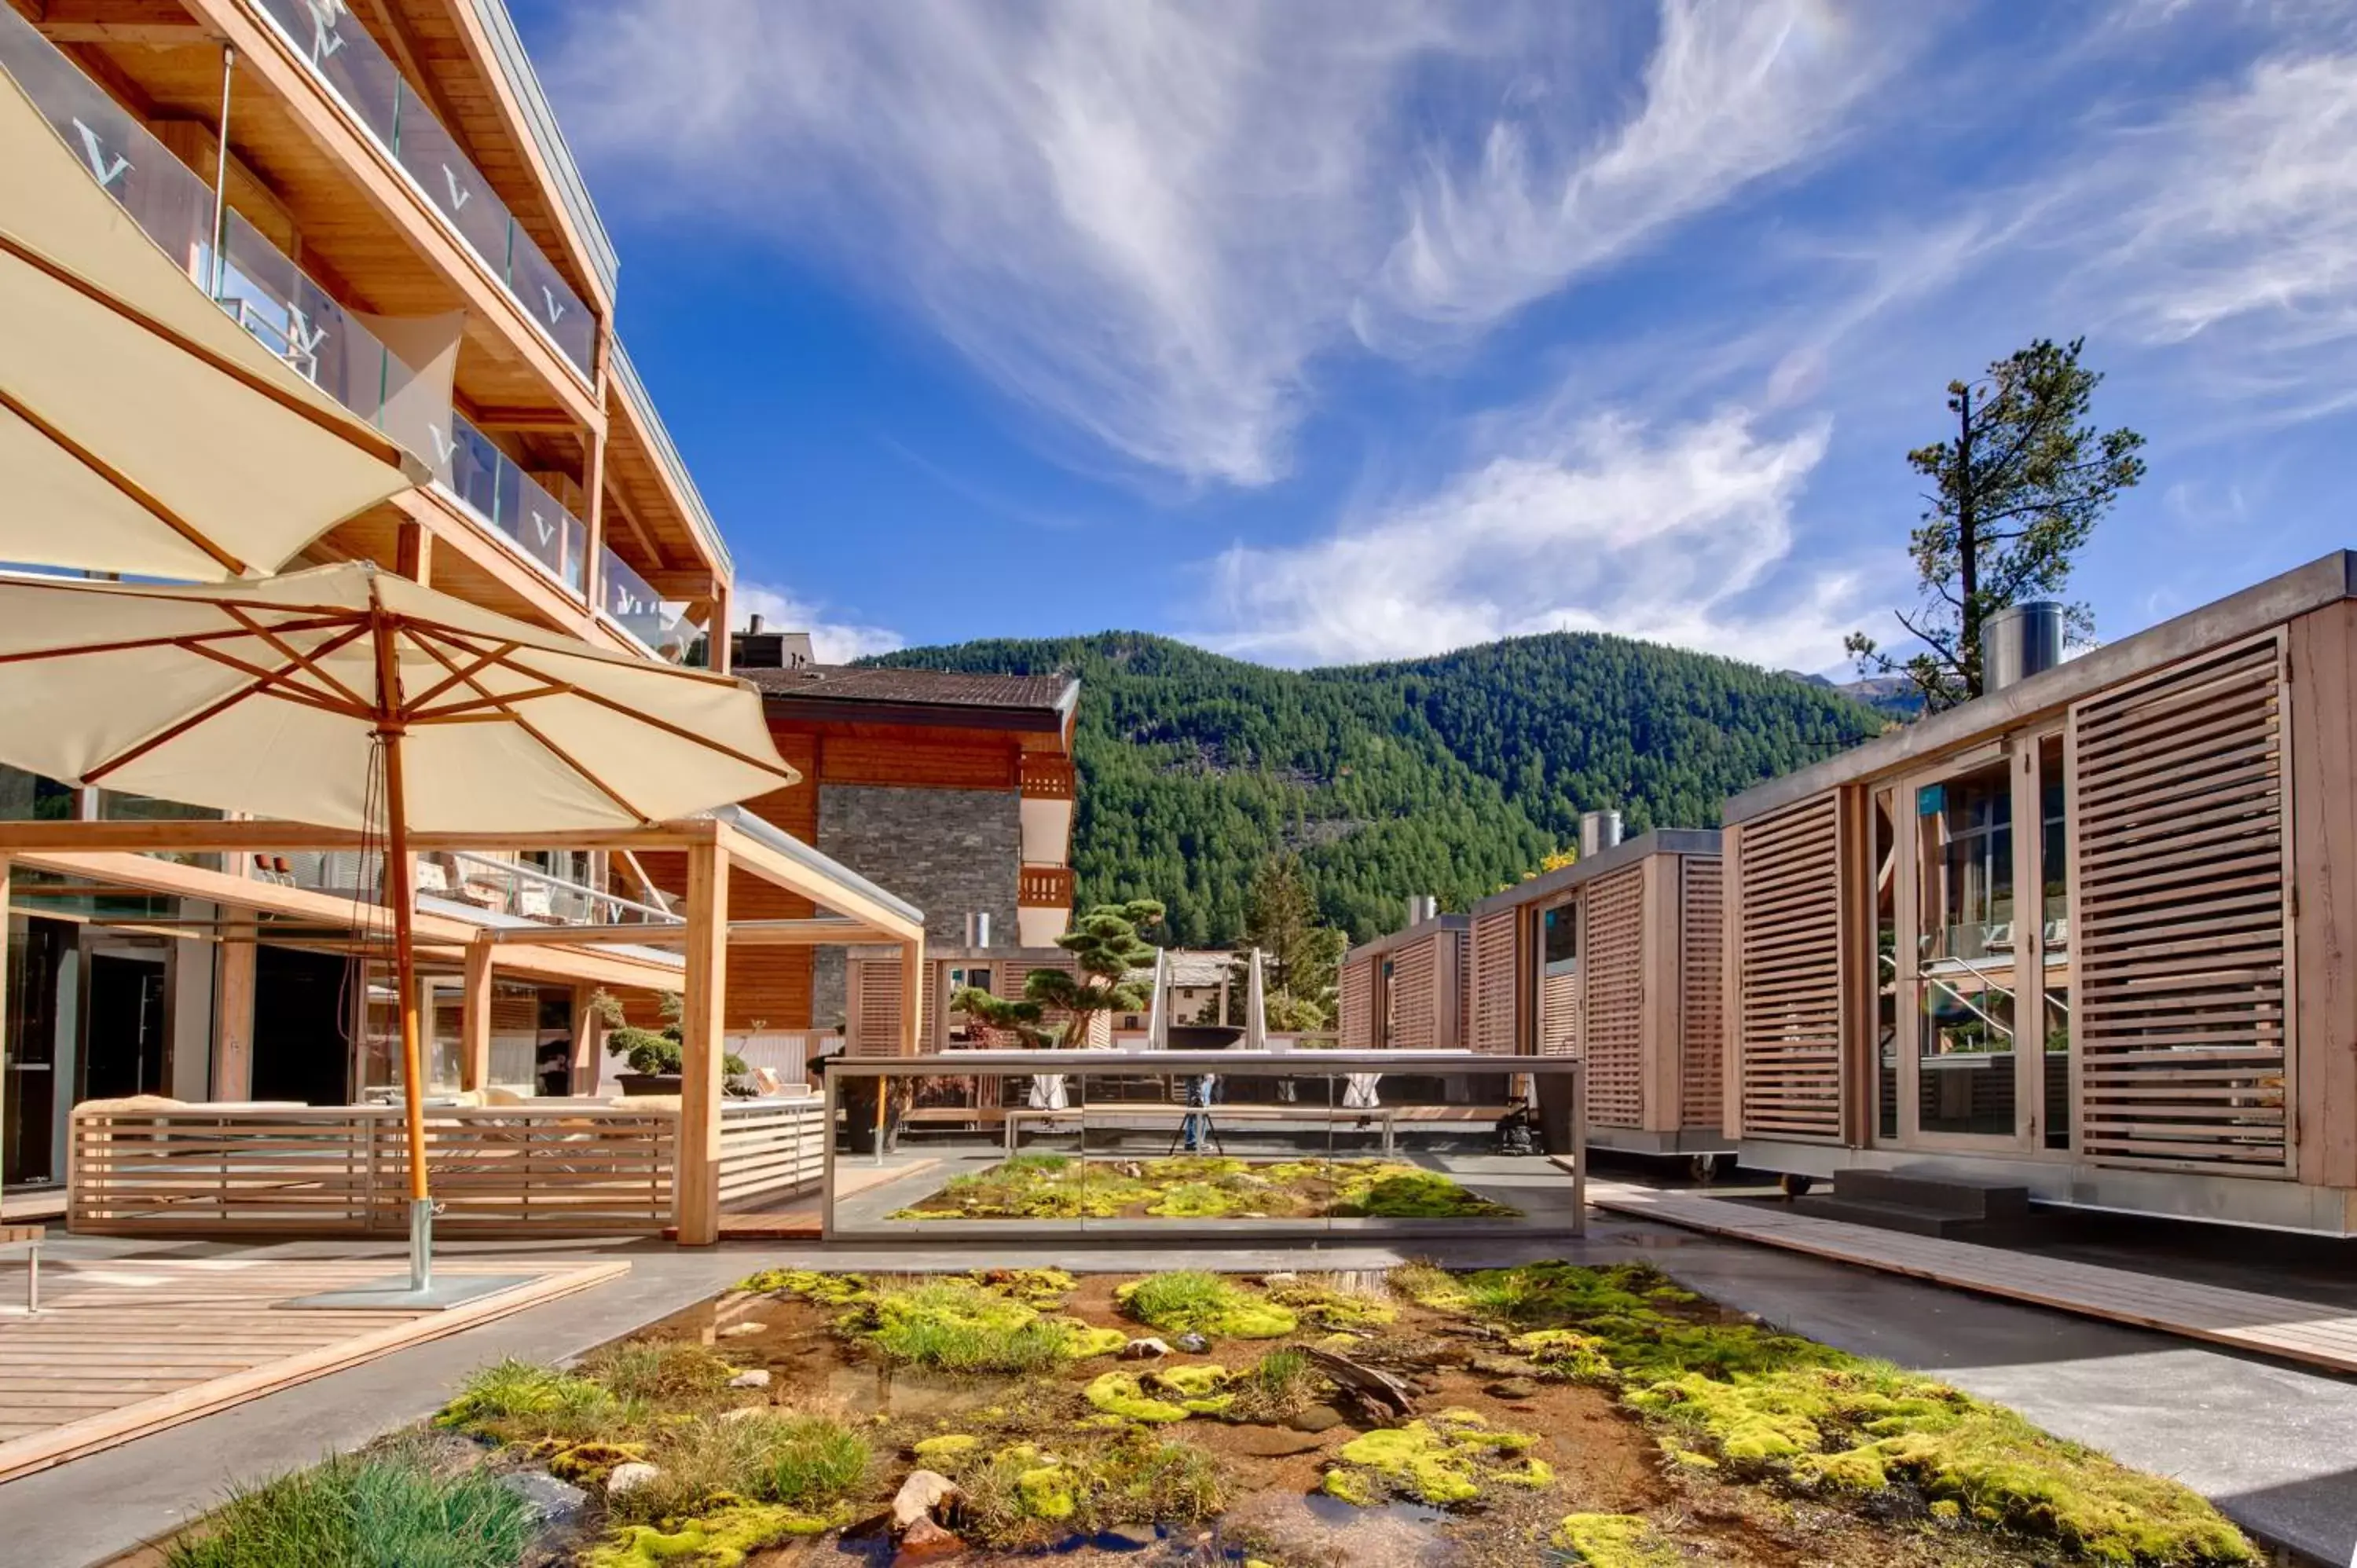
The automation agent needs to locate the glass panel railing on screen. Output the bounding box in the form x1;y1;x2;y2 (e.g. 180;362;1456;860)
249;0;597;376
432;413;588;595
0;8;437;488
431;852;682;928
598;547;676;656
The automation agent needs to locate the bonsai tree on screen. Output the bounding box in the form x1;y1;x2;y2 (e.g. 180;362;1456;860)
950;899;1165;1050
589;988;747;1078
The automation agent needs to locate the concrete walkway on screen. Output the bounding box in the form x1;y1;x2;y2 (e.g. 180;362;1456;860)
8;1211;2355;1566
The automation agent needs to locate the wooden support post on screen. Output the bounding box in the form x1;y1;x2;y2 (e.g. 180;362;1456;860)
460;941;493;1093
571;983;603;1096
584;335;610;616
710;584;731;675
677;841;728;1244
395;518;432;585
900;936;925;1057
0;859;9;1184
213;917;257;1100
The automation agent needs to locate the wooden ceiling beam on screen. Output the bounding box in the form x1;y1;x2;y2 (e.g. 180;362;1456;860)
32;0;213;44
468;405;585;434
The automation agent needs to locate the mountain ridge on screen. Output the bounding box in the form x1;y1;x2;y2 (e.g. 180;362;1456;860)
865;628;1882;945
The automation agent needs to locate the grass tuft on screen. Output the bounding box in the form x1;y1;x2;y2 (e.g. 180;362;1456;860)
584;1339;737;1404
434;1358;618;1443
604;1411;871;1526
165;1447;534;1568
1119;1272;1296;1339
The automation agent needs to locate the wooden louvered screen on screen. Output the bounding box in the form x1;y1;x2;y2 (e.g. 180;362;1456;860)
1680;857;1725;1129
1339;956;1373;1050
1390;939;1438;1051
1540;968;1581;1057
1469;910;1521;1054
1582;867;1646;1127
845;954;906;1057
1735;795;1847;1142
2072;636;2293;1175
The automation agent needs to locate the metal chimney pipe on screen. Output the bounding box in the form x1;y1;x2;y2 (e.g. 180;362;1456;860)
1985;601;2065;692
747;613;764;635
1579;810;1623;858
964;911;992;948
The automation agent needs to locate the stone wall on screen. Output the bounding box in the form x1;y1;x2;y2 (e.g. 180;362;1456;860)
812;783;1021;1026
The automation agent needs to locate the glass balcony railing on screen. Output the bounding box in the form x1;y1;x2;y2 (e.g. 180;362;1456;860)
247;0;598;377
0;7;434;456
599;547;692;659
0;5;598;603
437;413;588;595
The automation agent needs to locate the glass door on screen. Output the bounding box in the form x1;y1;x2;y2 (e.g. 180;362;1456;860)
1897;747;2034;1149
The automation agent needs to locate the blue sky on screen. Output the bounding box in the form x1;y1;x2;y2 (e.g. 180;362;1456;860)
512;1;2357;673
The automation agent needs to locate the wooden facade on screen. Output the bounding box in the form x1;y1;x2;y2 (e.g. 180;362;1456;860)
1463;831;1728;1157
1721;552;2357;1234
1340;917;1470;1052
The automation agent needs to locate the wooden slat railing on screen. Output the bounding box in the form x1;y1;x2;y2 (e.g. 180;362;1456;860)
1017;864;1075;907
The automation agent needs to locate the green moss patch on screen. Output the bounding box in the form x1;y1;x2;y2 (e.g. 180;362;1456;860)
1552;1513;1680;1566
1119;1272;1297;1339
734;1268;872;1306
583;1502;833;1568
434;1358;617;1443
890;1156;1518;1222
1083;1366;1235;1423
1266;1275;1398;1330
1321;1409;1548;1509
1402;1262;2256;1566
839;1277;1126;1373
926;1432;1222;1548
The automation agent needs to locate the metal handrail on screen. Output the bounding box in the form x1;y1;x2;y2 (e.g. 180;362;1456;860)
443;850;681;925
1882;950;2016;1045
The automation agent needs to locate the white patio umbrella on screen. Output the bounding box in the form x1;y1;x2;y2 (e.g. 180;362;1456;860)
0;62;420;580
0;562;797;1299
1146;946;1172;1050
1244;947;1268;1050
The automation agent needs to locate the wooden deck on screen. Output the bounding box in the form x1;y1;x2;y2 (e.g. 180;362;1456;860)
1589;1180;2357;1377
0;1256;627;1482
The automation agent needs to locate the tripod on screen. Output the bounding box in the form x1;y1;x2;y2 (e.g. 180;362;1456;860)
1168;1075;1224;1156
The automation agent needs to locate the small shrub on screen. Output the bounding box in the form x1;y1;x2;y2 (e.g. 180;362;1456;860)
167;1449;534;1568
1120;1272;1296;1339
434;1358;615;1442
607;1412;871;1526
585;1339;736;1403
953;1431;1221;1548
1225;1348;1325;1423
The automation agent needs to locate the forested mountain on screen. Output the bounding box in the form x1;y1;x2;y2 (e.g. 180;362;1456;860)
867;632;1881;946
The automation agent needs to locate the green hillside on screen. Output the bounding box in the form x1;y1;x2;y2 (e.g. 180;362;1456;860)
867;632;1881;946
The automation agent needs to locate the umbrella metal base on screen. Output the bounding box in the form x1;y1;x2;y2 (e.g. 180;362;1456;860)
283;1273;539;1311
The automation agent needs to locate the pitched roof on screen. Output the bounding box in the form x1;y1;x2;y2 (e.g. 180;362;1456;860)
740;664;1078;722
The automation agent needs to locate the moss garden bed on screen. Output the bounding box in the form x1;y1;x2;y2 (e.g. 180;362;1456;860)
888;1154;1523;1222
149;1262;2257;1568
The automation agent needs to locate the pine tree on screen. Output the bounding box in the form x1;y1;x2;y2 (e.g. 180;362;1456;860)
1237;854;1346;1030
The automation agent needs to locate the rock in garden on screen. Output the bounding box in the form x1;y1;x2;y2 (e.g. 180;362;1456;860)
720;1321;767;1338
892;1470;962;1530
718;1405;767;1423
1263;1271;1299;1285
495;1471;588;1526
1468;1354;1532;1377
1486;1378;1540;1401
727;1368;772;1389
1121;1337;1172;1360
1173;1332;1211;1354
1097;1522;1160;1548
605;1462;662;1497
1287;1404;1347;1434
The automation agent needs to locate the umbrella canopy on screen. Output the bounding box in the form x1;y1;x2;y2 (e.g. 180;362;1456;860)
0;562;794;828
0;59;419;580
1146;946;1171;1050
0;561;795;1295
1244;947;1267;1049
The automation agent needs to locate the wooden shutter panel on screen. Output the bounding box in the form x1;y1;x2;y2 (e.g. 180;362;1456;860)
1681;856;1725;1130
1582;866;1645;1127
1735;794;1846;1142
1469;910;1521;1054
2072;636;2292;1175
1391;939;1437;1052
845;954;905;1058
1339;956;1373;1050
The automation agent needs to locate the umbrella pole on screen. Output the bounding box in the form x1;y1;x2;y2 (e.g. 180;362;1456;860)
384;729;432;1292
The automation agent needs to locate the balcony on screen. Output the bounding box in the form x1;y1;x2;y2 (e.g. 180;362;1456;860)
0;8;610;604
245;0;598;379
247;846;683;934
1018;865;1075;908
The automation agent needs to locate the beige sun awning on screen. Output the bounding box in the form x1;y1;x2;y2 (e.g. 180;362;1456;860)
0;61;421;581
0;562;798;833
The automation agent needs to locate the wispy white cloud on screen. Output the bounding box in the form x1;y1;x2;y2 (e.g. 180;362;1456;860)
1200;410;1870;669
548;1;1905;489
731;584;903;664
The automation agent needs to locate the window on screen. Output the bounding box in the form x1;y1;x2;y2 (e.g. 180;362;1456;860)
1542;905;1578;975
1918;761;2014;965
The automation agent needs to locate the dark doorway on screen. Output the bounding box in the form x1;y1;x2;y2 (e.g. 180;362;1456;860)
84;953;167;1101
3;918;76;1186
252;947;353;1105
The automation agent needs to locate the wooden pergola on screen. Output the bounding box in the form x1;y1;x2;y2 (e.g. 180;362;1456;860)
0;811;924;1244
